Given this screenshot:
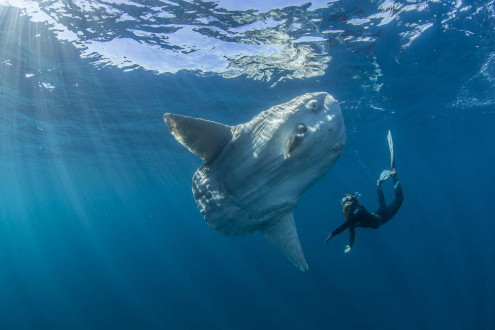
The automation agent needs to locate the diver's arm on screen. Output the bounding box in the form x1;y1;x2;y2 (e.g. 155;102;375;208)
344;227;355;253
349;226;355;248
333;221;350;236
325;221;350;243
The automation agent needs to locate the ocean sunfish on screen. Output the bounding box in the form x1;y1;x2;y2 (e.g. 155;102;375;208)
164;92;346;271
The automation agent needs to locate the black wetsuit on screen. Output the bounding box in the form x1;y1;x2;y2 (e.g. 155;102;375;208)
331;177;404;248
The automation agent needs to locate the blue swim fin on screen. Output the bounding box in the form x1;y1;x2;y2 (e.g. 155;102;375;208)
379;131;395;182
387;130;394;170
379;169;391;182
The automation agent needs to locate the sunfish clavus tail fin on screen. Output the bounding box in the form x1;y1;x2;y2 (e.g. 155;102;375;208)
261;213;309;272
164;113;232;164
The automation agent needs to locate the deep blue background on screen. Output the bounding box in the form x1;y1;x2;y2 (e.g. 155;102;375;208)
1;3;494;330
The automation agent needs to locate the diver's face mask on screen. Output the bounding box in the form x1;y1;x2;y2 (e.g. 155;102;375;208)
341;195;355;204
342;194;357;205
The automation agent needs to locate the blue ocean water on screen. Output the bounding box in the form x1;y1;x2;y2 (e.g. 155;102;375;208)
0;1;494;329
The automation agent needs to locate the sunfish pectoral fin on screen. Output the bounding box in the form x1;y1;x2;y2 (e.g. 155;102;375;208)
261;213;309;272
164;113;232;163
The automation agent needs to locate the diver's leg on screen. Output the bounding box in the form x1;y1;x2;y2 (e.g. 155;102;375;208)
380;180;404;225
392;171;403;202
377;182;387;210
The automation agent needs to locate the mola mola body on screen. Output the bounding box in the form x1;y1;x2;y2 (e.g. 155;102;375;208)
164;92;346;271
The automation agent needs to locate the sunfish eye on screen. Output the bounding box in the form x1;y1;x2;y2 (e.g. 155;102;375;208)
307;99;320;111
295;123;307;134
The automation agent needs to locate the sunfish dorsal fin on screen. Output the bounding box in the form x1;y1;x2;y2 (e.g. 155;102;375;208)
164;113;232;163
261;213;308;272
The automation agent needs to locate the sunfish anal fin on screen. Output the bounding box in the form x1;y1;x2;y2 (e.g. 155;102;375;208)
261;213;309;272
164;113;232;163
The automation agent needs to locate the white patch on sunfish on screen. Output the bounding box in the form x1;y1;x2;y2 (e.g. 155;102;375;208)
163;92;346;272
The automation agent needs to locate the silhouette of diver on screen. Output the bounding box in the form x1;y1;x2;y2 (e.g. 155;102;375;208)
325;131;404;253
325;169;403;252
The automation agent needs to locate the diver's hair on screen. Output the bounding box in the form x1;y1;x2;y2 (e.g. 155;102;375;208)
342;194;358;220
343;205;352;220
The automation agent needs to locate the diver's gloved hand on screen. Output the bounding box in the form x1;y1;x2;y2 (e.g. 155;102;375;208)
344;245;352;253
324;233;333;243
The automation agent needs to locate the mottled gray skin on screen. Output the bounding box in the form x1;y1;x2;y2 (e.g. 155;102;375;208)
192;92;346;236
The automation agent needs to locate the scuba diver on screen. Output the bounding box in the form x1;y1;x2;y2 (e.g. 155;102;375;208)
325;131;404;253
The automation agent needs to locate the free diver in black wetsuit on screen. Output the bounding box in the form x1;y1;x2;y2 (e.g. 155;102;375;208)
324;170;404;253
